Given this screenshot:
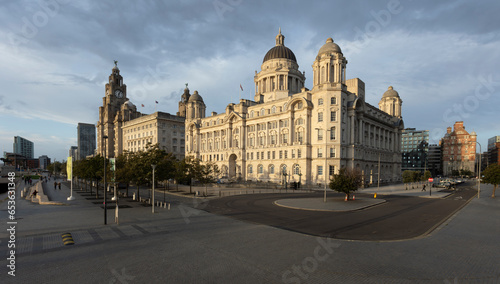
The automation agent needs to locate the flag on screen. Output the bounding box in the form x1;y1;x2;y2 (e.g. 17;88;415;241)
155;100;158;104
141;104;144;107
240;84;243;91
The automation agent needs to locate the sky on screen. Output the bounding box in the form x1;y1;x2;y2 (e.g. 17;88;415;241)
1;0;499;162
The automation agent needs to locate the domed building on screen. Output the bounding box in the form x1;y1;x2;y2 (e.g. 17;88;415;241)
184;30;404;185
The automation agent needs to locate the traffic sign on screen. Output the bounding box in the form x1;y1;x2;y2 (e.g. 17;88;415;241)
428;178;434;182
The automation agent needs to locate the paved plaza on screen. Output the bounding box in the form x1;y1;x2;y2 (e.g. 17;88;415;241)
0;178;499;283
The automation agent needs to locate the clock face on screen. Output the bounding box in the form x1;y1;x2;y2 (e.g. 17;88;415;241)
114;90;124;98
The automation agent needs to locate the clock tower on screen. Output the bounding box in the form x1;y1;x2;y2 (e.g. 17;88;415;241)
97;62;128;158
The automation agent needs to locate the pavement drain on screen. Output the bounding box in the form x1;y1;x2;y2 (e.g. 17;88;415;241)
17;237;33;254
70;230;93;244
94;227;120;240
43;234;63;250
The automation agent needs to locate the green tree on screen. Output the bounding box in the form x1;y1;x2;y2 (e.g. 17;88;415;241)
423;170;431;181
196;161;220;196
482;164;500;198
329;167;362;201
115;152;133;197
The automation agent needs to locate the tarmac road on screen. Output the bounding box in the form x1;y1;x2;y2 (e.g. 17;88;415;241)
203;182;478;241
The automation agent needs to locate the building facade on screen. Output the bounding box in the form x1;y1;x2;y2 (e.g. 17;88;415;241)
401;128;429;172
13;136;34;159
96;63;185;159
427;144;442;176
185;31;404;186
488;136;500;165
441;121;477;176
77;123;96;160
39;155;50;170
69;146;78;159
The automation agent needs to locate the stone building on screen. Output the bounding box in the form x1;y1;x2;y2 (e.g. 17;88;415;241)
441;121;477;176
184;31;404;186
96;63;185;159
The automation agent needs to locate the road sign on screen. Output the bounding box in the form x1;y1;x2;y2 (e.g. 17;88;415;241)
428;178;434;182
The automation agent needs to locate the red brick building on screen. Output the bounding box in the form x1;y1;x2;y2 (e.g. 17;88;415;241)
441;121;477;176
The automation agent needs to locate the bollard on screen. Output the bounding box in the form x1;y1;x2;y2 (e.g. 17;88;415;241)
168;203;170;210
374;193;377;199
133;193;136;201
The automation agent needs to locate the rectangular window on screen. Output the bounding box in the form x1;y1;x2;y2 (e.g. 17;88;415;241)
279;150;283;159
292;150;295;159
282;133;288;144
318;131;323;141
318;112;323;122
331;97;336;104
330;111;336;122
272;151;276;159
317;148;323;158
297;149;301;158
329;165;335;176
318;166;323;175
330;148;335;158
251;152;254;160
256;152;260;159
267;151;271;159
330;127;336;140
284;150;288;159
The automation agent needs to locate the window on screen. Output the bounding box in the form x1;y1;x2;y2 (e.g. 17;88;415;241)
256;152;259;159
297;149;301;158
317;148;323;158
296;129;304;143
330;111;336;122
271;106;276;113
250;111;254;118
330;127;336;140
267;151;271;159
282;133;288;144
272;151;276;159
329;165;335;176
248;165;253;174
318;98;324;105
296;118;304;125
270;165;275;174
318;131;323;141
318;166;323;175
284;150;288;159
293;164;300;175
318;112;323;122
292;150;295;159
331;97;336;104
279;151;283;159
330;147;335;158
261;109;265;116
258;165;263;174
270;134;277;145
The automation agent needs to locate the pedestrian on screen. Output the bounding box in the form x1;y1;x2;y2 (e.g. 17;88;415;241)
54;181;57;189
422;184;426;191
58;182;61;190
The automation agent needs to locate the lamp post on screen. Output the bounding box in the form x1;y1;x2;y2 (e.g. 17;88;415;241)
152;164;156;213
315;128;329;202
475;142;482;198
103;135;108;225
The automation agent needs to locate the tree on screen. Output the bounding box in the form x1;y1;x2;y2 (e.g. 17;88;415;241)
423;170;431;181
329;167;362;201
115;152;133;197
482;164;500;198
196;161;220;196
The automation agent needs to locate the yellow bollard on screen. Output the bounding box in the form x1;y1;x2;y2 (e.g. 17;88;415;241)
374;193;377;199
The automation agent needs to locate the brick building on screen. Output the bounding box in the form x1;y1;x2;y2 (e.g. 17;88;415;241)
441;121;477;176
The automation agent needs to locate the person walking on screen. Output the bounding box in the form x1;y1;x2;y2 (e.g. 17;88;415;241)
422;184;426;191
54;181;57;189
58;182;61;190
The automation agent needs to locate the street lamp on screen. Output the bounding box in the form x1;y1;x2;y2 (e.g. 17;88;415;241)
475;141;482;199
152;164;156;213
315;128;329;202
103;135;108;225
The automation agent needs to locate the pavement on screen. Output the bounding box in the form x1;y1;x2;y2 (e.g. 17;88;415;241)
1;177;499;283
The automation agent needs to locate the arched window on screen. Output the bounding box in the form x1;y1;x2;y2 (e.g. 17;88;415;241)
293;164;300;175
258;164;263;174
248;165;253;174
261;108;265;116
250;111;254;118
269;164;275;174
281;165;287;175
271;106;276;114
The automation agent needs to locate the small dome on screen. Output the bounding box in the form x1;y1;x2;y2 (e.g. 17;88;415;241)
263;45;297;63
188;90;204;103
123;100;136;109
470;131;477;136
317;38;342;56
382;86;400;98
263;29;297;63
